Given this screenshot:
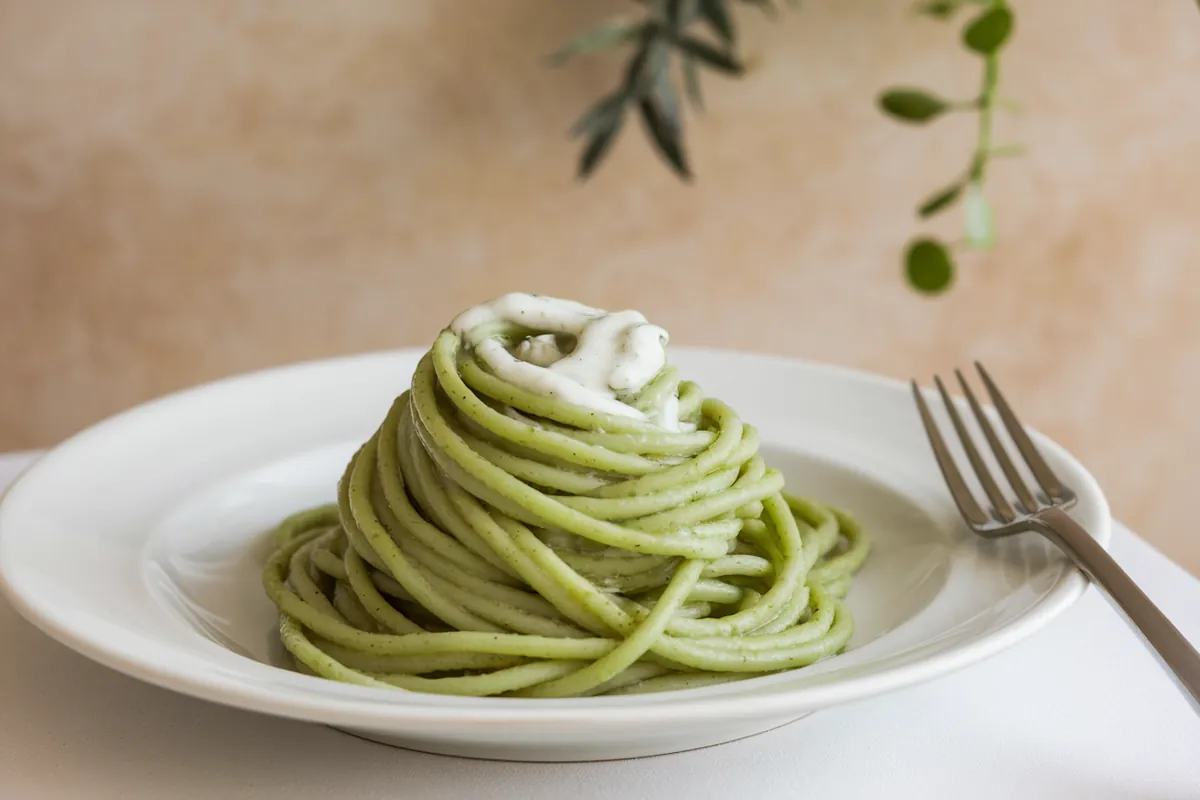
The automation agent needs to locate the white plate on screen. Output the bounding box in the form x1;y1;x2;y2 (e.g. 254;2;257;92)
0;348;1110;761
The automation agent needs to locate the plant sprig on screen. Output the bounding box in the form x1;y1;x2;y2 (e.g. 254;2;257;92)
880;0;1016;293
552;0;1019;295
554;0;793;179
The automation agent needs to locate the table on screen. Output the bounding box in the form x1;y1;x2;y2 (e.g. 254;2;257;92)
1;451;1197;799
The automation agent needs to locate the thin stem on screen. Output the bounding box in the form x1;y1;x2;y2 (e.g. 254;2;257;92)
970;51;998;182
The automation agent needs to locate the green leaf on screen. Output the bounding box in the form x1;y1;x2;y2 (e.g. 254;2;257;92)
963;183;995;248
878;89;949;123
699;0;735;42
570;92;627;139
665;0;684;26
918;182;963;218
916;0;959;19
675;0;702;26
638;65;690;179
963;7;1013;55
683;57;704;111
665;0;704;27
622;30;659;93
578;108;626;178
549;19;645;65
905;239;955;294
669;35;744;74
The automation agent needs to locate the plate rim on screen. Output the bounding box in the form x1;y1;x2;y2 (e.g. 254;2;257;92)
0;346;1111;729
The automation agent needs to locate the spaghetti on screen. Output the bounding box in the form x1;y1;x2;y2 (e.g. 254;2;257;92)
263;295;868;697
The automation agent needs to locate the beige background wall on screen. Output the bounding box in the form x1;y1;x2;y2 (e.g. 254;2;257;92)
2;1;1199;574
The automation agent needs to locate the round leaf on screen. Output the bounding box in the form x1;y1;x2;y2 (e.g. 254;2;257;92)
878;89;948;124
905;238;955;294
963;7;1013;55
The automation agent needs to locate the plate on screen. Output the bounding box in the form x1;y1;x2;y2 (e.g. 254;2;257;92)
0;348;1110;761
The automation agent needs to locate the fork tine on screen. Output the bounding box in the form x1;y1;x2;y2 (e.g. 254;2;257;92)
955;369;1039;514
933;375;1015;523
974;362;1067;501
911;380;989;527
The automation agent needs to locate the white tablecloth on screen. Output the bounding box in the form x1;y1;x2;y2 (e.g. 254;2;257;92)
1;451;1197;799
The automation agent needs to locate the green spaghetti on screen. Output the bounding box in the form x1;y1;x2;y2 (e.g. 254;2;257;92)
263;295;868;697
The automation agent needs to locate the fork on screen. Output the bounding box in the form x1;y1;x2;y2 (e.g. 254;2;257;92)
913;363;1200;714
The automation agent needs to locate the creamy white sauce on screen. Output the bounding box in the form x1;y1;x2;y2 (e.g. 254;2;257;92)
450;293;684;429
653;393;681;431
513;334;563;367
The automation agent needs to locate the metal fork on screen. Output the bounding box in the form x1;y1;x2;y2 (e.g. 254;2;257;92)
913;363;1200;714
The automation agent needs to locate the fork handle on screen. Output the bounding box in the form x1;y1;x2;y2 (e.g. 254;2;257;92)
1038;507;1200;714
